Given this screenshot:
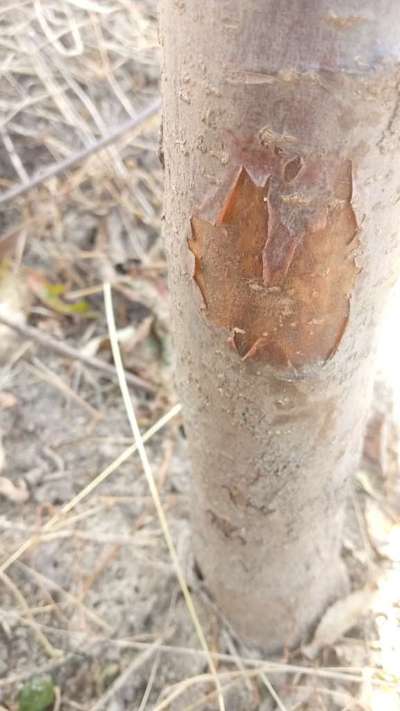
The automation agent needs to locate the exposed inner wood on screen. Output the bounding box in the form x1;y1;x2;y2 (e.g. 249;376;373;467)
189;147;359;370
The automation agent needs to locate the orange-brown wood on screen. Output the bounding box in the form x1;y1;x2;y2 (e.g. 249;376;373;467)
189;150;358;371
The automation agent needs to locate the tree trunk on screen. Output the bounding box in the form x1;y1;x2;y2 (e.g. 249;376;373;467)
160;0;400;651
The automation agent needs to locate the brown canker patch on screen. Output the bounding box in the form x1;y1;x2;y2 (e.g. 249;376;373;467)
188;147;359;371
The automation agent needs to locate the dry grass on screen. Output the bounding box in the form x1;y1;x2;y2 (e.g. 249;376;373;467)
104;281;226;711
0;1;399;710
0;0;162;263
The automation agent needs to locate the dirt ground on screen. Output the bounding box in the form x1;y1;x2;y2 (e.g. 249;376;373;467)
0;2;399;710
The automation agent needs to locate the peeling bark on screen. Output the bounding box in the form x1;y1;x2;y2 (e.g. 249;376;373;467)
160;0;400;650
189;152;358;371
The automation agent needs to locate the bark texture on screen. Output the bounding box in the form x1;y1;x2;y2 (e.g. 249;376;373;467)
160;0;400;651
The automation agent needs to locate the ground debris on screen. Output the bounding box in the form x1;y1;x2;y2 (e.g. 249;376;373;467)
303;586;376;659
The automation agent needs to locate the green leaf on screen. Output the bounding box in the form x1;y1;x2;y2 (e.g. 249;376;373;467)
46;283;66;297
26;272;95;317
19;675;55;711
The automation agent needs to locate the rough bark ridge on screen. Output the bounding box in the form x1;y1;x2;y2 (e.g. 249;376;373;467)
160;0;400;650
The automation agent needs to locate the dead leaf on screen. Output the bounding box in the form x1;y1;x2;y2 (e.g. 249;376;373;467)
303;586;376;659
0;476;29;504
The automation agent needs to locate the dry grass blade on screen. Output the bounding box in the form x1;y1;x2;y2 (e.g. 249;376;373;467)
34;0;83;57
260;672;288;711
18;562;111;633
0;312;154;392
153;667;270;711
0;99;160;205
0;404;181;574
103;282;226;711
96;638;396;688
26;359;101;419
0;569;62;659
136;651;161;711
64;0;115;13
0;314;154;393
0;126;29;183
89;641;161;711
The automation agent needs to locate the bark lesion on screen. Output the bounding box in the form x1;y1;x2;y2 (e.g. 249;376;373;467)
207;509;246;545
188;146;359;372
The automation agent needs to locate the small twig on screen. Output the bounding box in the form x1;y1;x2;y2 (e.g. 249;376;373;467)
137;591;179;711
0;313;154;393
0;99;161;205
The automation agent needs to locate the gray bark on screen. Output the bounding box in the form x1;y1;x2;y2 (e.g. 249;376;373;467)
160;0;400;651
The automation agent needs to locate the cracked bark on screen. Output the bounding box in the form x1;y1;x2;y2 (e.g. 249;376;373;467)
160;0;400;651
